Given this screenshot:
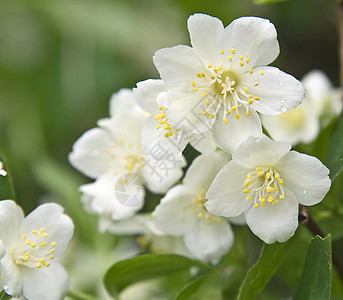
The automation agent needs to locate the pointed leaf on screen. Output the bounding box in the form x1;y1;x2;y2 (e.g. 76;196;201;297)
236;240;292;300
294;235;332;300
104;254;212;297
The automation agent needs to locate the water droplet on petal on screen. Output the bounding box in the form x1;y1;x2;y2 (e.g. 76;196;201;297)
279;82;284;86
3;285;8;290
281;106;287;113
280;99;285;104
303;189;308;194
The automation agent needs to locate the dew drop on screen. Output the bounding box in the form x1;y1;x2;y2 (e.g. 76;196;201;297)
3;285;8;290
303;189;308;194
279;82;284;86
281;106;287;113
280;99;285;104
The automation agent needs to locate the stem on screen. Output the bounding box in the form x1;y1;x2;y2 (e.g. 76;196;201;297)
339;0;343;99
299;205;343;285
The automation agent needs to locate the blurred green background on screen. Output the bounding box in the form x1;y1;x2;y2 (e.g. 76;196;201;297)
0;0;338;212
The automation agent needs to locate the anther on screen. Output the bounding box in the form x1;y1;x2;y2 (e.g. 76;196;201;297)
235;114;241;119
223;118;228;124
230;48;235;54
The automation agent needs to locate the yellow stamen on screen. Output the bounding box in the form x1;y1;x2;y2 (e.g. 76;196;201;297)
220;49;224;55
228;56;232;61
259;71;264;75
254;83;259;86
235;114;241;119
223;118;228;124
230;48;235;54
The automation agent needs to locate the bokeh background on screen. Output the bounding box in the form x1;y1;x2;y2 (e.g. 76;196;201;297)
0;0;340;298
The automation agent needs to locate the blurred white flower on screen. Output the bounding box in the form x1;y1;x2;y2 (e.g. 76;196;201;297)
153;13;305;153
205;136;331;244
0;200;74;299
262;70;341;145
69;89;185;231
153;151;234;264
0;161;7;176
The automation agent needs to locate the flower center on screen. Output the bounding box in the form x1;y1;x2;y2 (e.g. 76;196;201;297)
191;48;265;124
14;228;56;269
192;192;223;225
103;140;143;176
153;106;179;138
242;167;285;208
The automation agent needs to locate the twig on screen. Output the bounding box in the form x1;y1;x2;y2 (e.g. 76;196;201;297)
299;205;343;285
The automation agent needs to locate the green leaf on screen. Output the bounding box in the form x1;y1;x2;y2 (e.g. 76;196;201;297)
0;290;12;300
104;254;212;297
0;152;15;200
325;113;343;181
294;235;332;300
236;240;293;300
173;272;212;300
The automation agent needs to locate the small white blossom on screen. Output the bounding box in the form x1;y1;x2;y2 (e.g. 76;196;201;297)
69;89;185;230
153;14;305;153
0;200;74;299
205;135;331;244
153;151;234;264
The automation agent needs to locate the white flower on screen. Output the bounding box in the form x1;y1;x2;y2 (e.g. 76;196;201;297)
205;136;331;244
153;14;305;153
69;89;185;228
262;70;341;145
134;79;217;156
152;151;234;264
0;200;74;299
0;161;7;176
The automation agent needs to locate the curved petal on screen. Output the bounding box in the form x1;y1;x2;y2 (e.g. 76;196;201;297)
152;185;197;235
232;135;291;168
205;160;252;217
21;262;68;300
188;14;224;65
1;254;22;297
190;130;217;154
153;45;205;92
183;151;231;193
0;200;24;249
68;128;115;179
261;98;320;145
223;17;279;67
134;79;166;114
245;187;299;244
184;219;233;264
20;203;74;257
213;107;262;154
277;151;331;206
247;66;305;115
141;151;186;194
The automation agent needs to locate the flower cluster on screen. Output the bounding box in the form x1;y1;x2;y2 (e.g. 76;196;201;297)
68;13;332;264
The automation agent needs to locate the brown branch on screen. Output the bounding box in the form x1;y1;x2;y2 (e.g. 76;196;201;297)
299;205;343;285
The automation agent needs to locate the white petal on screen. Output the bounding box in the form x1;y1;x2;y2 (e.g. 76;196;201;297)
245;187;299;244
141;152;186;194
212;107;262;154
21;262;68;300
134;79;166;114
277;151;331;206
247;66;305;115
183;151;231;193
152;185;197;236
205;161;252;217
190;130;217;154
153;45;205;92
223;17;279;67
141;115;188;161
80;174;142;220
0;200;24;249
68;128;115;179
184;219;234;264
187;14;224;65
20;203;74;257
232;135;291;168
1;254;23;297
165;91;215;134
261;98;320;145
